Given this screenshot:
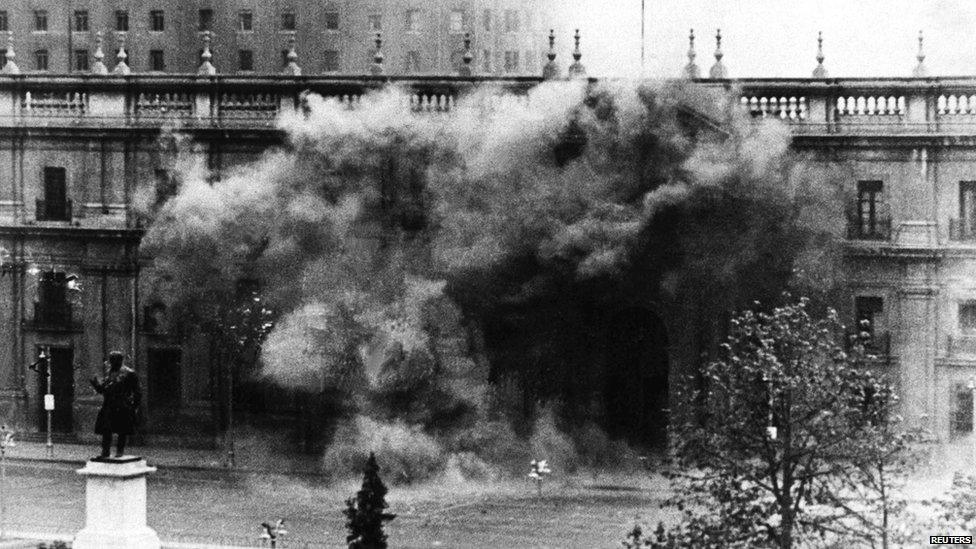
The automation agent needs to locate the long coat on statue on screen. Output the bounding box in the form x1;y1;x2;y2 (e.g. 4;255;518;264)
92;366;141;435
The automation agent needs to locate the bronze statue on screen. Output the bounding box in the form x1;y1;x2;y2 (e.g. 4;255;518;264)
90;351;141;459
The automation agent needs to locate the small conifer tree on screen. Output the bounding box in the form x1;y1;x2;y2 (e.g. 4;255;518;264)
344;452;396;549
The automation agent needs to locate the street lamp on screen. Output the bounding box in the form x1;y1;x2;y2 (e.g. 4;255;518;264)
968;376;975;466
0;424;14;540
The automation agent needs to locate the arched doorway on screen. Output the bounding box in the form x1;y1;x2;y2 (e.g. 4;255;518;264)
603;308;670;448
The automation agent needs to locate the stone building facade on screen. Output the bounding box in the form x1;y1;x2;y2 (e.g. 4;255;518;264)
4;17;976;446
0;0;560;76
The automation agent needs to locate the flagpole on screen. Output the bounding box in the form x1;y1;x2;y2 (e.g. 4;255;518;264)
641;0;646;75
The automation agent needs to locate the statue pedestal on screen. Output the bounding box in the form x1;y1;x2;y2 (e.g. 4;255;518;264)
73;456;161;549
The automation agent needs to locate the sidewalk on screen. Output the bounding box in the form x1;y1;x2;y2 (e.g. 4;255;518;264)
3;440;324;476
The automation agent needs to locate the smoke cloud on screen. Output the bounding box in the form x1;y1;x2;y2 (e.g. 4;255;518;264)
142;79;845;480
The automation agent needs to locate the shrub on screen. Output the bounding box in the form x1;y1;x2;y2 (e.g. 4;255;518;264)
344;452;396;549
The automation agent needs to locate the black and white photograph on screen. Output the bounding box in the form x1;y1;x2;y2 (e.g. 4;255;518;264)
0;1;974;547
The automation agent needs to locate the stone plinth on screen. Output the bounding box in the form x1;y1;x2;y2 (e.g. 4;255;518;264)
73;456;161;549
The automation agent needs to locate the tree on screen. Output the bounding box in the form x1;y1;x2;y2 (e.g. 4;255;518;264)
344;452;396;549
660;298;918;549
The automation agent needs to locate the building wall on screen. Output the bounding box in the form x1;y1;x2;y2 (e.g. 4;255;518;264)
2;0;561;76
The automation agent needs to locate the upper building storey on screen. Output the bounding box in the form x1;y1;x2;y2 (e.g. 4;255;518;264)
0;0;561;76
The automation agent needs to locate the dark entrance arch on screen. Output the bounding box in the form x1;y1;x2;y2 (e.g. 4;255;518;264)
603;308;669;448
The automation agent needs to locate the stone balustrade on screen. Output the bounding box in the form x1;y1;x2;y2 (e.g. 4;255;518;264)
0;74;543;129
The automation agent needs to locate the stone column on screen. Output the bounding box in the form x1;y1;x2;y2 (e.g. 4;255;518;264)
897;286;937;432
73;457;161;549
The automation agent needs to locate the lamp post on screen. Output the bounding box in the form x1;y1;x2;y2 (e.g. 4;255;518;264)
41;347;52;457
0;425;14;540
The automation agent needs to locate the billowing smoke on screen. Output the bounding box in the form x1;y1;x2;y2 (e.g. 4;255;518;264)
142;79;846;481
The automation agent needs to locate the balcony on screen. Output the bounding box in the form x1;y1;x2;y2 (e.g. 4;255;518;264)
35;199;72;222
848;331;891;358
847;215;891;241
950;218;976;242
28;301;79;332
948;334;976;358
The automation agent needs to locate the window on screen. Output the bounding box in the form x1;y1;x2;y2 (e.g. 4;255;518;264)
404;50;421;73
368;14;382;31
34;10;48;32
504;50;519;73
854;180;886;240
154;169;176;206
115;10;129;32
961;302;976;333
405;9;420;32
525;50;536;73
481;49;491;72
323;50;340;72
150;10;165;32
482;9;491;32
73;49;89;72
238;50;253;71
855;296;884;336
36;272;71;325
34;49;48;71
504;10;519;33
450;10;465;33
149;50;165;71
0;11;8;32
281;11;296;31
958;181;976;240
325;9;339;30
38;167;69;221
952;384;974;434
147;348;182;408
74;10;89;32
198;9;213;32
238;10;253;32
281;49;290;67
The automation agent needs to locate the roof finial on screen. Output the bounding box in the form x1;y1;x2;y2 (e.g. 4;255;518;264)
459;32;473;77
812;31;827;78
684;29;700;79
1;33;19;75
197;31;216;75
91;31;108;75
913;30;927;77
113;31;130;75
543;29;560;80
370;32;384;76
283;34;301;75
568;29;586;78
709;28;727;78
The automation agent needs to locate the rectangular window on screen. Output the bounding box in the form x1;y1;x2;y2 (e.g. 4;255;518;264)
281;49;290;67
73;10;89;32
855;296;884;336
323;50;340;72
198;9;213;31
482;9;491;31
115;10;129;32
854;180;886;240
34;10;48;32
481;49;491;72
325;10;339;30
0;11;8;32
36;272;70;325
961;302;976;333
404;50;421;73
154;169;175;205
238;10;253;32
525;50;536;73
238;50;253;71
953;384;974;434
368;14;382;31
150;10;165;32
405;9;420;32
504;10;519;33
73;49;89;72
39;167;69;221
281;11;296;31
958;181;976;240
450;10;465;33
149;50;165;71
504;50;519;73
34;49;48;71
148;348;182;408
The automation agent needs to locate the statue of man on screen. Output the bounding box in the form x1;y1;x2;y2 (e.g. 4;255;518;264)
90;351;141;459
